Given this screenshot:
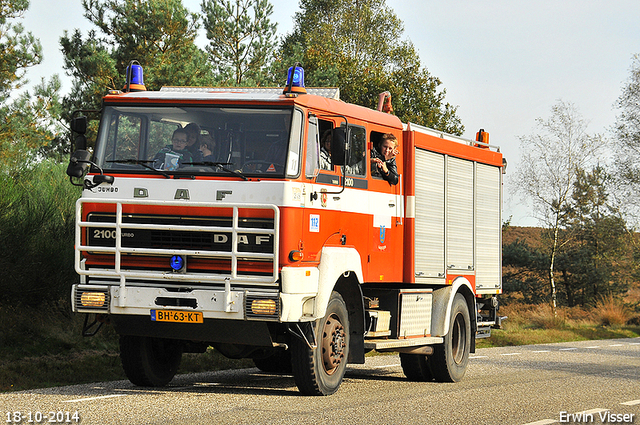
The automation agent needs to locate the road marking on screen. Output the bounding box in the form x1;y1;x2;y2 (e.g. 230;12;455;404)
470;355;488;359
63;394;128;403
532;350;550;353
559;347;577;351
372;363;401;369
629;343;640;345
586;346;600;348
501;352;521;356
609;344;623;347
621;400;640;406
522;419;557;425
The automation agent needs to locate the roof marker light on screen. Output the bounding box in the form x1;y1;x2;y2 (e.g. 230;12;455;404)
124;60;146;92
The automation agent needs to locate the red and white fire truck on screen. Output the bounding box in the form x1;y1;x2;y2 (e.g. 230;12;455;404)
66;64;504;395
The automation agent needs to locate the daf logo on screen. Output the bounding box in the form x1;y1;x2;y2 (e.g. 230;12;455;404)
213;234;272;245
174;189;190;200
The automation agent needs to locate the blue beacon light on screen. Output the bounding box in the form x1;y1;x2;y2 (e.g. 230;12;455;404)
284;65;306;95
124;60;146;92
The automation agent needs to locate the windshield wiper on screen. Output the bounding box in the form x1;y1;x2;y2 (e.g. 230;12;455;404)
187;161;248;181
107;159;171;179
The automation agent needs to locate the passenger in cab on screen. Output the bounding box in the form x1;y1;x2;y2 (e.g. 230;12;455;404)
371;133;399;185
153;128;193;170
199;134;216;162
320;129;332;170
184;122;204;161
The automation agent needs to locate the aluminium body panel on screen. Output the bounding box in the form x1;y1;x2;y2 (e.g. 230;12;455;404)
414;149;445;280
446;156;474;272
475;163;502;293
411;129;503;293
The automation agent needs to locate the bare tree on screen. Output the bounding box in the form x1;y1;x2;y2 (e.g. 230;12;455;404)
512;100;602;315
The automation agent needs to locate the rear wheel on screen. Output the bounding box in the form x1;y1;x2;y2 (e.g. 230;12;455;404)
119;336;182;387
430;293;471;382
291;291;350;395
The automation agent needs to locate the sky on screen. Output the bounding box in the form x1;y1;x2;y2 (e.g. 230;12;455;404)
20;0;640;226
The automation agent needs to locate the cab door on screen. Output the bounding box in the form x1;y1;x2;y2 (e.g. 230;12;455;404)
366;132;404;282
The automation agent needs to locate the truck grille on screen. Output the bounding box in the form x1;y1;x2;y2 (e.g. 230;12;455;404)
75;199;279;288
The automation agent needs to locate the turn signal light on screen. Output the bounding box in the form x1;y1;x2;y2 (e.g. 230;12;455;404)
289;250;304;262
80;292;106;307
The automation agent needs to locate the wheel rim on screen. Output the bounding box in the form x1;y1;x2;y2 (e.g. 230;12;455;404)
451;312;467;364
321;313;346;375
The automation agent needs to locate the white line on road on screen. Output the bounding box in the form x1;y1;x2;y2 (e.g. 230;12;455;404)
532;350;550;353
501;352;521;356
63;394;128;403
586;346;600;348
609;344;623;347
559;348;578;351
372;363;401;369
621;400;640;406
470;355;488;359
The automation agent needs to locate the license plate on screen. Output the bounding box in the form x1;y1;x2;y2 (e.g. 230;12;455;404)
151;310;203;323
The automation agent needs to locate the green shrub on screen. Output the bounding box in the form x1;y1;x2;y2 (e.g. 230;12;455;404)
0;161;80;306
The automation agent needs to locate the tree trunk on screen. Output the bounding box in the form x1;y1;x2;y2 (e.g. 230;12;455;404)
549;219;559;317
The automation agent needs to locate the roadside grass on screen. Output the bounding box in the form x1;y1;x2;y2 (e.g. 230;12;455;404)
0;302;251;392
476;301;640;348
2;299;639;392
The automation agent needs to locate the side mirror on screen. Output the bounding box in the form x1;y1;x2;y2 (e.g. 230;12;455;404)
66;150;91;178
331;127;348;166
71;116;87;134
71;116;88;150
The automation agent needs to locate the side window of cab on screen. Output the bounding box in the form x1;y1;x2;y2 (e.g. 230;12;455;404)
345;125;366;176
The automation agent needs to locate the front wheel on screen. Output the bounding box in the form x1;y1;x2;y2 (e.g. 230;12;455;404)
119;336;182;387
291;291;350;395
430;293;471;382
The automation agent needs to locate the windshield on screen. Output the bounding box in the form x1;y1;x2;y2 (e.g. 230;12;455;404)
94;105;301;177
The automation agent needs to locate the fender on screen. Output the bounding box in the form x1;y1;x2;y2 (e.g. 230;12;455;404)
315;246;364;319
430;276;476;337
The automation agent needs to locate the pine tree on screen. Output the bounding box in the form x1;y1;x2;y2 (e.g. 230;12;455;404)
201;0;277;86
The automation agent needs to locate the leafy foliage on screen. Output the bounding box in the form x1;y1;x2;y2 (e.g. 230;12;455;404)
0;0;42;101
277;0;463;133
613;54;640;225
202;0;278;85
512;101;603;313
0;1;64;172
555;167;632;306
61;0;214;115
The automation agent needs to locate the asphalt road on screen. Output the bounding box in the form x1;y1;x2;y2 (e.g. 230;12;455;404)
1;338;639;425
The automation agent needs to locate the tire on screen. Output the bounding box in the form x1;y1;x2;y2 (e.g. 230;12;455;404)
119;335;182;387
430;293;471;382
291;291;350;395
400;352;433;381
253;349;292;374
